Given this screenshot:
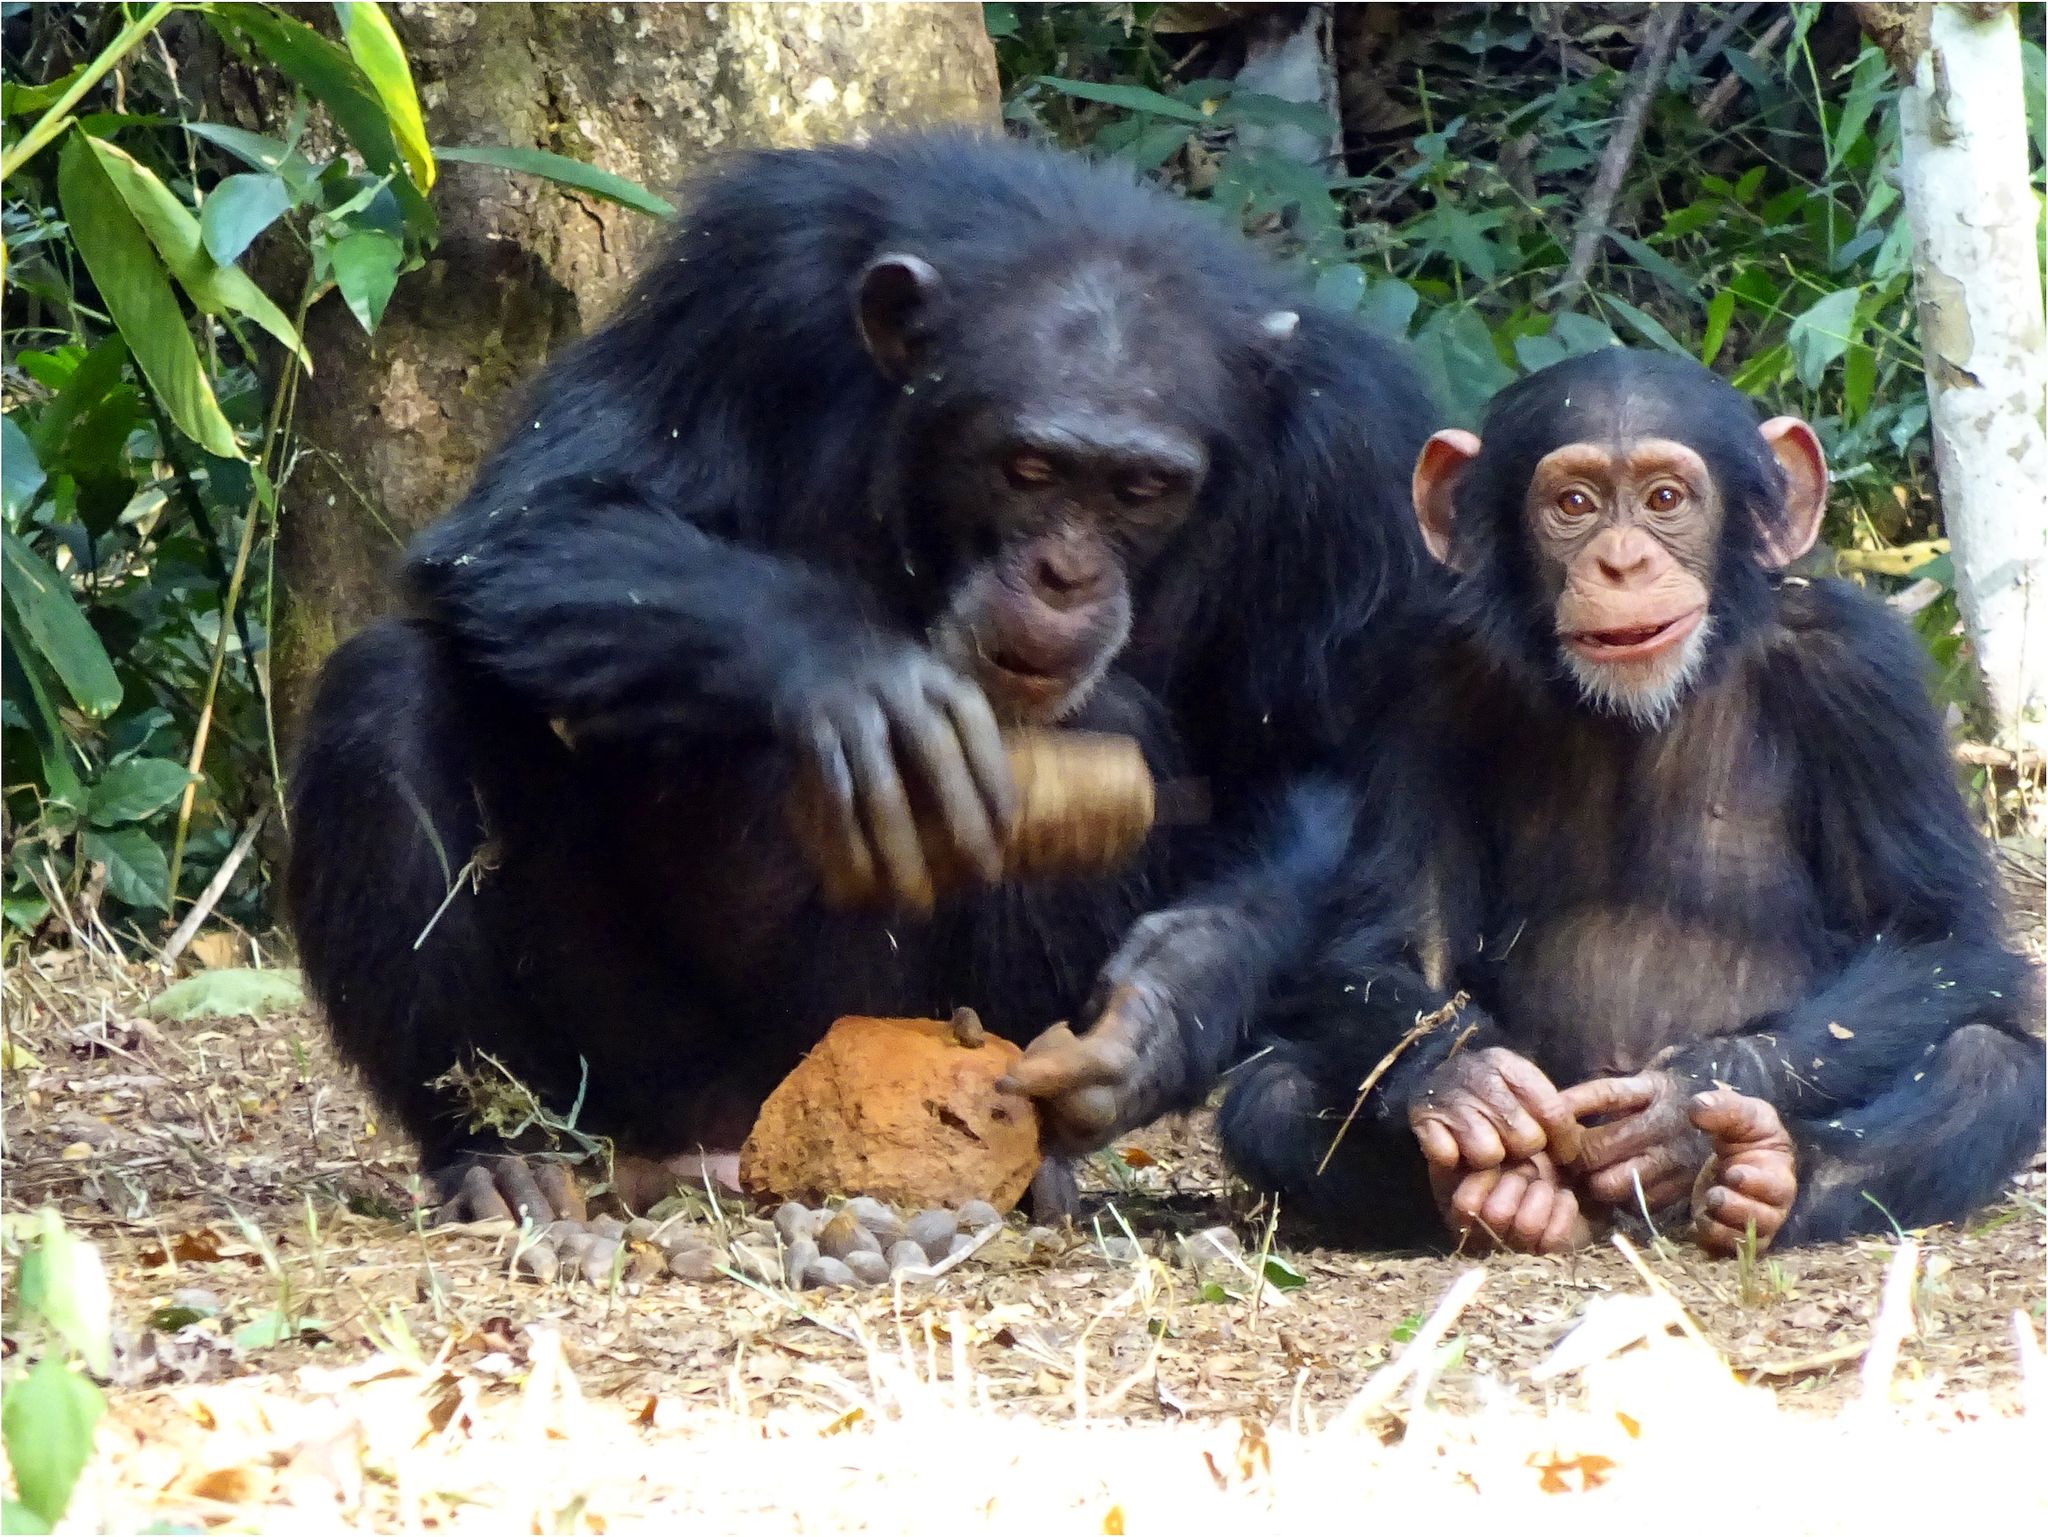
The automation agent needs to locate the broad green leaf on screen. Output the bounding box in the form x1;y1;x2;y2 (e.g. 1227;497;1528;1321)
1034;76;1212;123
199;172;293;266
28;334;128;465
1;1357;102;1527
2;415;45;520
1828;47;1890;174
1787;287;1863;389
1513;332;1569;373
82;136;308;371
1216;90;1338;140
79;825;171;911
1842;341;1877;422
56;135;240;458
1607;232;1694;302
1602;294;1687;355
16;1210;113;1376
329;229;403;333
1;531;121;717
434;144;677;219
208;7;434;238
0;611;86;804
86;757;195;826
1312;263;1366;313
1262;1255;1307;1292
2;1497;53;1535
1357;277;1419;337
1550;310;1620;355
336;2;435;191
1701;289;1736;367
183;121;322;198
146;967;306;1022
2;65;84;119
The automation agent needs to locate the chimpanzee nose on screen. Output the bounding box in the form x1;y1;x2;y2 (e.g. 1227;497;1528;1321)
1593;527;1658;587
1027;539;1112;610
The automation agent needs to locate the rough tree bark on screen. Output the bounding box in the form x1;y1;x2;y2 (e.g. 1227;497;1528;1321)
1859;2;2046;755
271;2;999;736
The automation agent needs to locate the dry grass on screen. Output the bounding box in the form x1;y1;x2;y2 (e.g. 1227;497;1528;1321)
3;928;2043;1532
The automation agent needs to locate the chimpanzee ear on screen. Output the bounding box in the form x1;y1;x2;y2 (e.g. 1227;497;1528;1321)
1412;429;1482;569
1757;416;1827;568
855;253;941;380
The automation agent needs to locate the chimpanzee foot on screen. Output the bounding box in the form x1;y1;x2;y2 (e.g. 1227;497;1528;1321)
1028;1156;1082;1224
430;1153;586;1227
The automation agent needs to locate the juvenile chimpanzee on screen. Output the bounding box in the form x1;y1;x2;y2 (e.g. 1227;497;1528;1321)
1222;349;2044;1256
286;134;1440;1222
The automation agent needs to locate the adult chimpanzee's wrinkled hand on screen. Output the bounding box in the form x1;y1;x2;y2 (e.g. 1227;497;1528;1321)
1557;1069;1711;1213
999;906;1245;1155
781;643;1016;911
1409;1046;1586;1176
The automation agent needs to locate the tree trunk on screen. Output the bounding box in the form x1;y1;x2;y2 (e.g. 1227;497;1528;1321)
1861;2;2046;754
271;1;999;738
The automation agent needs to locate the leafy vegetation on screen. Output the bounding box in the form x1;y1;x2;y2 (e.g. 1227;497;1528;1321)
0;3;665;949
991;2;2047;714
2;1209;113;1533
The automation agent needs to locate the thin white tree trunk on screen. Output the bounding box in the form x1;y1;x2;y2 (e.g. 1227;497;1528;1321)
1890;3;2047;754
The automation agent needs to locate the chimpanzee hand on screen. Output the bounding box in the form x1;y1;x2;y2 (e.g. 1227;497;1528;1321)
1688;1089;1797;1256
1409;1047;1586;1176
430;1152;586;1227
780;643;1016;911
1432;1150;1593;1255
1557;1070;1711;1213
999;906;1247;1155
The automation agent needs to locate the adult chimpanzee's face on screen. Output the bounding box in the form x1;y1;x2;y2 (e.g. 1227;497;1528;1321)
1410;354;1827;728
855;251;1236;723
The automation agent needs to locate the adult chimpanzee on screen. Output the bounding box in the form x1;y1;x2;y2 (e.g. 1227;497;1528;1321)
1221;349;2044;1256
287;134;1440;1223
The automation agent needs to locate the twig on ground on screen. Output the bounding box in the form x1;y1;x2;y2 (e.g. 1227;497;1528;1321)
1332;1266;1484;1430
159;805;270;969
1556;5;1686;304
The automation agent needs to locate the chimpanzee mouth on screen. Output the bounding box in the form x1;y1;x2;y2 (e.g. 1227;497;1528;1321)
984;650;1071;698
1565;607;1704;663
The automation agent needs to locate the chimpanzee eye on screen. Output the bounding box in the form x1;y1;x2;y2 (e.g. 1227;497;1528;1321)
1646;484;1683;513
1118;471;1171;503
1005;452;1055;487
1556;489;1596;519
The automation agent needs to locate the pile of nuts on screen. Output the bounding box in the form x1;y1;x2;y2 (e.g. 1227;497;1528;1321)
768;1197;1012;1289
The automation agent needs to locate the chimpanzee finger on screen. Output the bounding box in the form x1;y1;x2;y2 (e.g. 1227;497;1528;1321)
924;668;1018;839
439;1163;513;1225
1586;1142;1692;1209
532;1162;585;1223
802;722;877;905
885;675;1003;883
1541;1187;1588;1254
1721;1157;1797;1210
1454;1166;1520;1227
1444;1102;1509;1169
1694;1190;1785;1255
1574;1109;1670;1174
841;702;933;910
1411;1114;1463;1170
1490;1054;1583;1164
1689;1090;1791;1152
1558;1073;1659;1125
1505;1177;1557;1251
999;1024;1132;1098
491;1156;556;1226
1478;1167;1535;1235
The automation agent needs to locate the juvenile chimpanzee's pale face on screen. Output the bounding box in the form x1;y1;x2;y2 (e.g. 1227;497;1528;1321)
1525;436;1723;726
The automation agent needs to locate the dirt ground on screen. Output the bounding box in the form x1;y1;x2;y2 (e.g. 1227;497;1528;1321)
4;911;2044;1532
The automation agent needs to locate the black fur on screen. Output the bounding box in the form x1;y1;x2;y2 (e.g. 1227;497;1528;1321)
286;135;1439;1188
1224;350;2044;1249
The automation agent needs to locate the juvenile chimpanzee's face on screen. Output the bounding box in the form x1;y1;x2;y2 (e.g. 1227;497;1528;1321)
854;249;1275;722
1411;351;1827;728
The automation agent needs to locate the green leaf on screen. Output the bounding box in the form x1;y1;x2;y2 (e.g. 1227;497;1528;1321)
56;134;240;459
434;144;677;219
1607;232;1694;302
1;610;86;804
15;1210;114;1376
199;173;294;266
336;2;435;191
86;757;195;826
3;65;85;119
328;229;403;333
3;1496;54;1534
145;967;306;1022
1033;75;1212;123
1312;263;1366;313
1;1357;103;1527
1261;1255;1307;1292
1842;341;1877;422
1357;277;1419;337
232;1309;326;1350
1787;287;1863;389
29;334;130;466
1701;289;1737;367
82;136;309;371
1550;311;1619;355
183;122;323;198
80;825;171;911
2;415;46;521
1;531;121;717
208;7;434;239
1602;294;1688;355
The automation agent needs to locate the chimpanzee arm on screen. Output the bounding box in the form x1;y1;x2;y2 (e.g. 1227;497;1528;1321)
406;473;885;745
1659;581;2038;1111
